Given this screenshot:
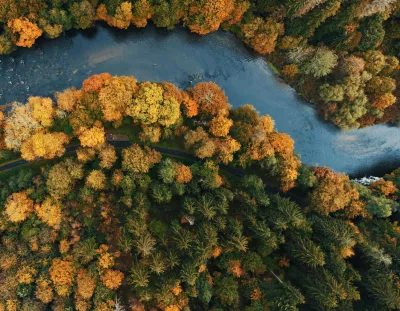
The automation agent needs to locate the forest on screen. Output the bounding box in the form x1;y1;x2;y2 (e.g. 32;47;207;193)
0;74;400;310
0;0;399;130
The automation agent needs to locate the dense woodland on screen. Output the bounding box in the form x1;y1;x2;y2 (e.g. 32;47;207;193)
0;0;399;129
0;74;400;310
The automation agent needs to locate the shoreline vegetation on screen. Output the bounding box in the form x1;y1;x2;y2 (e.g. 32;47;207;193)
1;74;400;310
0;0;399;130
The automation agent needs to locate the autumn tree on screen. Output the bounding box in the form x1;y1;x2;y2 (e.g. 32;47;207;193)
309;167;365;217
99;75;138;124
188;82;231;117
49;259;75;296
28;96;54;127
7;18;42;48
4;102;42;151
241;17;283;54
78;122;105;148
122;144;162;173
20;132;69;161
86;170;106;190
97;2;133;29
209;115;233;137
185;0;235;35
126;82;181;128
55;88;79;112
98;144;117;169
4;191;34;223
35;198;62;229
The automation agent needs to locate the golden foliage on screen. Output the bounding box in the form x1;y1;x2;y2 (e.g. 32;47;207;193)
172;283;183;296
176;164;192;184
99;252;115;269
55;88;79;112
77;269;96;300
122;144;162;173
251;288;262;301
270;132;295;155
86;170;106;190
139;125;162;143
227;260;244;277
20;131;69;161
98;144;117;169
7;18;42;47
100;269;124;289
28;96;54;127
99;76;138;123
17;266;37;284
212;246;222;258
49;259;74;296
35;198;62;229
371;179;398;197
310;167;364;217
77;147;96;163
5;192;34;223
209;115;233;137
35;278;54;304
78;123;105;147
189;82;231;116
282;64;299;78
241;17;283;54
97;2;133;29
371;93;396;109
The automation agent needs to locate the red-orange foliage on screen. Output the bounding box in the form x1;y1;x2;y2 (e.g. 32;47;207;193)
82;73;112;93
188;82;231;116
186;0;235;35
371;179;398;197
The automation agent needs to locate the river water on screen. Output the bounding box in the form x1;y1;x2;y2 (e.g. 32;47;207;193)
0;24;399;177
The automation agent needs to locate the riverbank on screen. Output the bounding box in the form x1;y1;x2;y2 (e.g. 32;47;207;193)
1;25;399;177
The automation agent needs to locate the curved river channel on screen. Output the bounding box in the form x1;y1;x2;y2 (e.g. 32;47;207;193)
0;24;399;177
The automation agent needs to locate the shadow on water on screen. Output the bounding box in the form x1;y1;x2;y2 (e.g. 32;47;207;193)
0;23;399;177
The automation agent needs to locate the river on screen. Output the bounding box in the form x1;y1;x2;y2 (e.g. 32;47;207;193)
0;23;399;177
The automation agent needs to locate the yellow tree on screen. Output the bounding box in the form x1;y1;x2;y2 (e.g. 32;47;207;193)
126;82;181;127
34;198;62;229
5;192;34;223
97;2;133;29
209;115;233;137
76;269;96;299
20;132;69;161
78;122;105;148
86;170;106;190
7;18;43;48
99;76;138;123
122;144;162;173
99;144;117;169
55;88;79;112
49;259;75;297
101;269;124;289
28;96;54;127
